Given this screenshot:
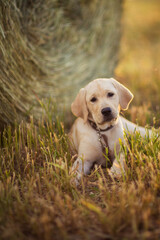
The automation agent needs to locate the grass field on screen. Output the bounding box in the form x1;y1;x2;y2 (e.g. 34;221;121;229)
0;1;160;240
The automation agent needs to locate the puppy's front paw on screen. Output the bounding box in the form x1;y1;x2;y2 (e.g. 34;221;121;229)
109;163;125;179
70;170;82;186
109;167;122;178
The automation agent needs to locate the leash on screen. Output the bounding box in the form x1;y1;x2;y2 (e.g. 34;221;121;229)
88;120;114;166
96;128;108;153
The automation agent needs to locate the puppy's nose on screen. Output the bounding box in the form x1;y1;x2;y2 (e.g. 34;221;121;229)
101;107;112;116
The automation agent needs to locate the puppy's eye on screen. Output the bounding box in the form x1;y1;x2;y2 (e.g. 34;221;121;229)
107;92;114;97
90;97;97;102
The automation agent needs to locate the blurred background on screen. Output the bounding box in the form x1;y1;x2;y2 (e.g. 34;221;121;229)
0;0;160;129
116;0;160;127
0;0;122;129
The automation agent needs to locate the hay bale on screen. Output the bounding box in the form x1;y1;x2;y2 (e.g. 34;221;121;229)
0;0;123;129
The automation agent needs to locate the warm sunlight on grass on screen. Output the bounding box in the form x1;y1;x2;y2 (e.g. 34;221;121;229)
0;101;159;240
0;1;160;240
116;0;160;126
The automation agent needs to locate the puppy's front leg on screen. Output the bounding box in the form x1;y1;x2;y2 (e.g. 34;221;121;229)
72;157;93;181
71;142;99;183
71;157;94;185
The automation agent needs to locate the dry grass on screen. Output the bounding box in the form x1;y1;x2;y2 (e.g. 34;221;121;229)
0;1;160;240
0;101;160;240
0;0;122;129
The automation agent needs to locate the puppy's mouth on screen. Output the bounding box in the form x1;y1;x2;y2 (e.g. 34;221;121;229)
98;116;118;125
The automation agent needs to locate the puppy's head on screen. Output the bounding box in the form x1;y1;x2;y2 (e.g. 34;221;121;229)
71;78;133;129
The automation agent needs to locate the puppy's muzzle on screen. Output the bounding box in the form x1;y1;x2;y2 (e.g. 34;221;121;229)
101;107;114;122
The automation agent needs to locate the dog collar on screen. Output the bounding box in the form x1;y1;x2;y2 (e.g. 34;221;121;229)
88;120;114;132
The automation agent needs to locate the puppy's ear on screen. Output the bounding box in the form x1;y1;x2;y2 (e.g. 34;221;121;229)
111;78;134;110
71;88;88;122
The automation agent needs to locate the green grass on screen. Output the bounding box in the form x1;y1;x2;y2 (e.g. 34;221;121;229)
0;102;160;240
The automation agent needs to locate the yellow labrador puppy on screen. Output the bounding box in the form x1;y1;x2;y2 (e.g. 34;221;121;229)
69;78;151;181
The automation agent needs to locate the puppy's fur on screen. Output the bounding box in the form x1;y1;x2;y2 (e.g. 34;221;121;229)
69;78;151;181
